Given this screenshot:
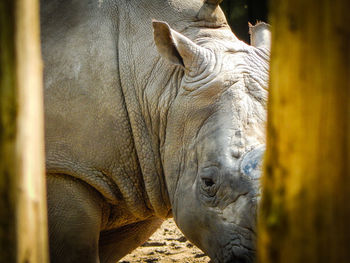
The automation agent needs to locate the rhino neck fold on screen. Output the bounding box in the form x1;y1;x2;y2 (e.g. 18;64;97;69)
116;3;181;219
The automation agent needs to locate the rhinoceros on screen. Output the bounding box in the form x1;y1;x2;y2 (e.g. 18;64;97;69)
41;0;270;262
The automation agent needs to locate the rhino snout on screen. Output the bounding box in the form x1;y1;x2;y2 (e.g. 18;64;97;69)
222;193;257;233
215;146;264;263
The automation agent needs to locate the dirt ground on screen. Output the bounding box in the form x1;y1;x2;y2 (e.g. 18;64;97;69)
120;219;211;263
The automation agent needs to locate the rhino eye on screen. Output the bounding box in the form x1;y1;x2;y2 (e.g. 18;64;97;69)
201;177;217;197
203;178;215;187
200;166;219;197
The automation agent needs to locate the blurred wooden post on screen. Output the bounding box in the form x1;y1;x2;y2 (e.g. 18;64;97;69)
0;0;49;262
258;0;350;263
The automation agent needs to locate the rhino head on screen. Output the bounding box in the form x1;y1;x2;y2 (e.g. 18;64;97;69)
152;12;270;263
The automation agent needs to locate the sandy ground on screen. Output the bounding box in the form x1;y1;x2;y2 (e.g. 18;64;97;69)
120;219;211;263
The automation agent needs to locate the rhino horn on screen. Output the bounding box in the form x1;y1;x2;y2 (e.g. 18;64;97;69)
152;20;210;73
249;22;271;49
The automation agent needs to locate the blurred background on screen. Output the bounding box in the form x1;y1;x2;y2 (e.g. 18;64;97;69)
221;0;268;43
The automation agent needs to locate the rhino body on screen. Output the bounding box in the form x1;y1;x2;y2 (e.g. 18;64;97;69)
41;0;270;262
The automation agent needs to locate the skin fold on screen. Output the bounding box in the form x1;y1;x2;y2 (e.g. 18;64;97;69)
41;0;270;262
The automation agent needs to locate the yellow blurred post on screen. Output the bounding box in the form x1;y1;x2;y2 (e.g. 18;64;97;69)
0;0;49;262
258;0;350;262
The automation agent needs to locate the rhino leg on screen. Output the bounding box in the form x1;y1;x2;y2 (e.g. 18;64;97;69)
98;218;163;263
47;174;103;263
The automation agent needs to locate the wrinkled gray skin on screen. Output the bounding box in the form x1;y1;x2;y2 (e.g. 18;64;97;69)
41;0;270;262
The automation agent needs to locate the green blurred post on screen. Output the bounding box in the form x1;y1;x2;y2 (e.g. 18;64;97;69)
258;0;350;262
0;0;49;262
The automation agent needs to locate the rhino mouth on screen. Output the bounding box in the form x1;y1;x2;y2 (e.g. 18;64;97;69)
209;226;256;263
224;245;255;263
211;245;255;263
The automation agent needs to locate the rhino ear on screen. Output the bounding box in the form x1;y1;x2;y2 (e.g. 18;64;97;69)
152;20;184;66
249;22;271;49
152;20;209;71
